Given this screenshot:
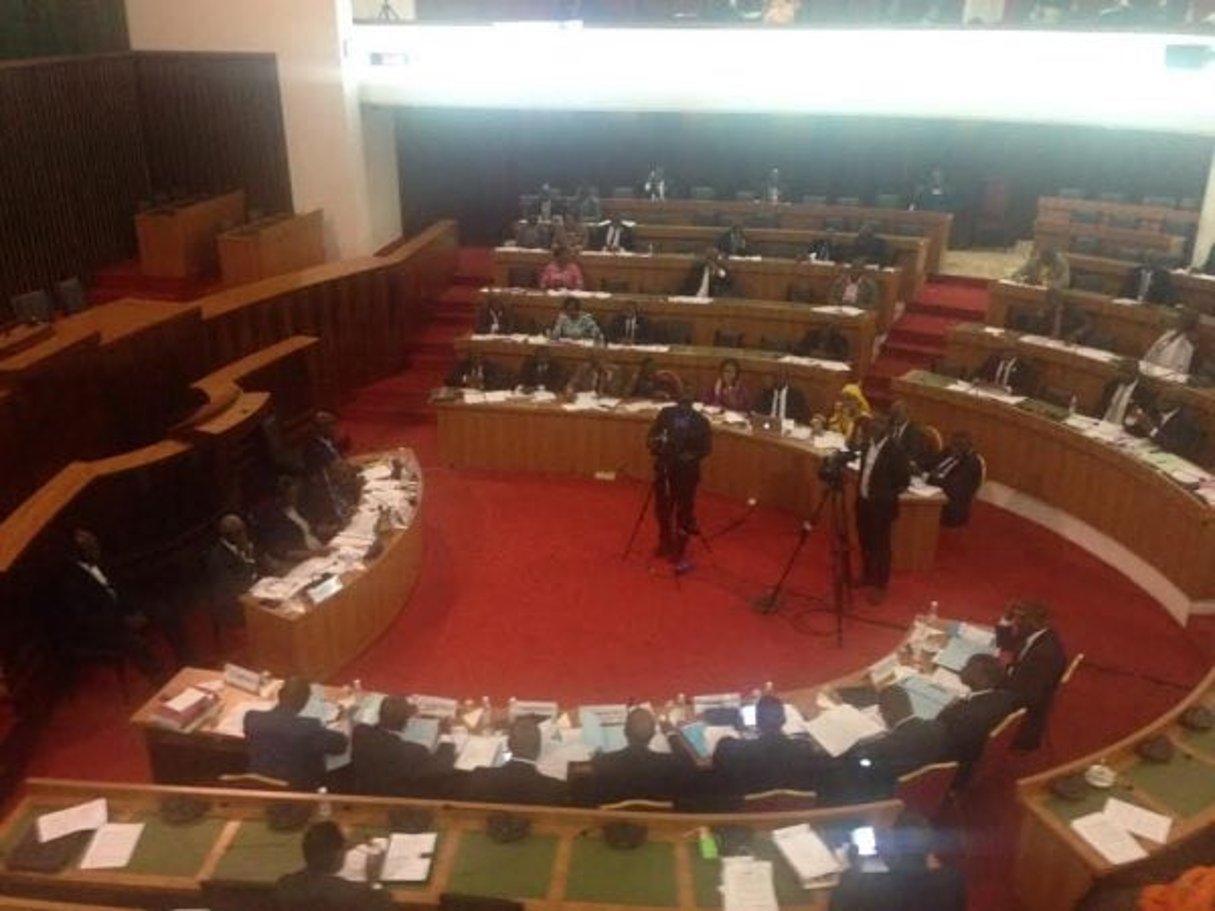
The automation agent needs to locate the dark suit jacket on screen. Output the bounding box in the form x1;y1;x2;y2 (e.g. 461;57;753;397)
350;723;455;798
829;867;966;911
60;562;133;642
712;733;823;796
926;450;983;526
1003;628;1067;712
596;222;635;252
648;403;713;465
445;358;508;391
889;420;928;469
607;312;651;345
254;503;316;563
1151;408;1202;460
589;742;687;806
806;238;840;261
937;689;1019;777
795;326;850;361
1119;266;1178;305
845;717;948;800
302;435;343;475
755;384;810;424
850;235;890;267
518;356;565;391
273;869;394;911
475;305;513;335
243;707;348;790
681;262;735;298
856;438;912;519
1095;377;1153;423
717;229;750;256
204;540;258;623
460;759;570;806
977;354;1035;396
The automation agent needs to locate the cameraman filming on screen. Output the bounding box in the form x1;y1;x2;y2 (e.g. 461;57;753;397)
647;393;712;569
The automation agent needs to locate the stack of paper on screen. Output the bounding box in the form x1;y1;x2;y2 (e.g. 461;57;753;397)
455;734;506;771
721;857;779;911
383;832;438;882
901;676;956;720
934;634;996;673
78;823;144;870
1070;812;1149;865
214;699;275;737
771;823;843;888
402;717;440;751
804;705;884;757
1102;797;1172;844
36;799;108;843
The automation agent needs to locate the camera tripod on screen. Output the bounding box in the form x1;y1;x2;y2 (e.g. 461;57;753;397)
377;1;401;21
752;477;853;648
622;460;712;569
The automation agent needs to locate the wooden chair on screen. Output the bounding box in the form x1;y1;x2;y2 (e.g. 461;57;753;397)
597;798;674;812
1043;652;1086;759
758;335;789;353
10;289;52;323
976;453;987;485
218;772;289;790
713;329;744;349
966;707;1026;791
741;789;817;812
56;277;87;314
922;425;943;459
895;761;960;820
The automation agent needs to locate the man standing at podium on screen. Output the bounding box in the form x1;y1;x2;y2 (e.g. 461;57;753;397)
647;394;712;570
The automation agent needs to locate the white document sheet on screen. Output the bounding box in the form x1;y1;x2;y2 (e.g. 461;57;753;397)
771;823;842;883
804;705;884;757
722;857;779;911
78;822;144;870
1071;812;1149;865
455;734;506;771
383;832;438;882
1102;797;1172;844
36;798;107;843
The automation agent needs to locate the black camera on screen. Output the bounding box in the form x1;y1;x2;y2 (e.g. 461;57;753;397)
817;449;856;489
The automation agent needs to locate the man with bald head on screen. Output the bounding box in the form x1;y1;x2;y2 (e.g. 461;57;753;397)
460;717;570;806
351;696;455;797
205;514;269;628
244;676;349;790
588;707;687;806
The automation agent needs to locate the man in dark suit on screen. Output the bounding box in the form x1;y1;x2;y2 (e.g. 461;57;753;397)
475;297;513;335
937;654;1018;786
804;231;841;263
446;354;508;392
461;717;570;806
648;393;713;567
302;411;349;477
976;346;1035;396
755;368;810;424
597;215;635;253
682;248;735;299
254;475;330;565
925;431;984;527
60;528;164;681
244;676;349;790
607;304;650;345
854;414;912;604
1130;393;1203;460
588;707;687;806
204;514;270;628
351;696;455;798
996;600;1069;751
717;223;750;257
1094;361;1152;427
713;695;822;797
844;686;947;801
888;400;928;470
518;349;565;392
849;222;890;267
829;811;966;911
273;821;393;911
1120;254;1178;305
795;324;850;361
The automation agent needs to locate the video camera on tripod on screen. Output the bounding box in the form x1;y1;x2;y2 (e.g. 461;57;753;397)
817;447;858;490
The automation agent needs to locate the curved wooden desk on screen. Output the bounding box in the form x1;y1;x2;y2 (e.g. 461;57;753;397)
1064;253;1215;314
434;399;943;573
1015;668;1215;911
891;370;1215;621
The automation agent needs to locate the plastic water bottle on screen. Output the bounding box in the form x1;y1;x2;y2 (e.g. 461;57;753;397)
317;787;332;820
929;600;940;622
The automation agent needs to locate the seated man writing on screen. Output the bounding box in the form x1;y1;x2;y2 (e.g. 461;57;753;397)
244;676;349;791
459;717;570;806
588;707;689;806
351;696;456;798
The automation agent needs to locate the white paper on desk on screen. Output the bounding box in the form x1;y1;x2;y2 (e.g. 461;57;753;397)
906;481;942;498
462;390;487;403
1103;797;1173;844
771;823;842;882
812;305;864;317
929;667;971;697
215;698;275;737
805;704;884;757
537;739;594;781
362;463;393;481
722;857;779;911
481;390;511;403
668;295;713;304
338;841;378;882
78;822;144;870
955;622;996;647
36;798;107;843
782;702;809;737
982;326;1007;336
455;734;506;771
383;832;438;882
1071;812;1148;864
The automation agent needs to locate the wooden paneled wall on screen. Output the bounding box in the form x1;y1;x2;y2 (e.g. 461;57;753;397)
0;0;129;60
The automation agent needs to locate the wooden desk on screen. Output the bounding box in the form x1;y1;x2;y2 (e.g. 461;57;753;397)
891;371;1215;614
597;197;954;274
435;399;943;573
942;322;1215;467
0;322;53;360
986;280;1215;365
0;778;901;910
1015;668;1215;911
135;190;247;278
1038;196;1199;234
492;248;903;331
1034;218;1185;262
243;452;425;681
218;210;326;287
482;287;877;375
1065;253;1215;314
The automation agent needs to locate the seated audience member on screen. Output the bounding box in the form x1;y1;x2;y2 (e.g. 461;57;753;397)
627;359;680;401
1128;393;1202;460
446;354;508;391
301;411;352;478
60;528;165;682
550;296;604;342
552;212;588;252
937;654;1018;787
828;811;966;911
576;184;602;222
351;696;455;797
518;348;566;391
476;297;513;335
532;182;561;222
607;303;650;344
682;247;736;299
589;707;687;806
1033;292;1094;343
804;230;841;263
995;600;1068;751
976;345;1036;395
849;222;890;267
597;214;635;253
644;165;668;201
1121;253;1179;305
795;324;850;361
926;432;983;527
303;455;361;533
244;676;348;790
909;166;956;213
256;475;330;564
461;717;570;806
888;399;928;470
205;514;269;627
1011;246;1070;291
1143;308;1200;374
717;222;750;257
705;357;751;412
756;368;810;423
515;214;549;250
827;264;880;310
713;695;822;796
844;686;947;801
539;246;584;291
565;355;622;397
1095;360;1151;426
762;167;784;204
273;821;393;911
824;383;871;441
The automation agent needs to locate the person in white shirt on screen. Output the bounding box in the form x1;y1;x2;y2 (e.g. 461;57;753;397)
644;166;667;201
854;414;912;604
681;248;734;299
1142;308;1200;374
1094;361;1148;427
827;264;879;310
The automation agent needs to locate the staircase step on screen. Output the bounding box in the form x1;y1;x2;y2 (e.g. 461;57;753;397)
882;341;942;364
907;300;987;322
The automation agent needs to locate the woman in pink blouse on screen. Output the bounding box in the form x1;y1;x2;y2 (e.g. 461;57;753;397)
704;358;750;412
539;246;585;291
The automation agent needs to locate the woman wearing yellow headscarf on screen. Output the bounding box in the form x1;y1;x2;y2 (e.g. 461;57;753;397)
825;383;872;444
